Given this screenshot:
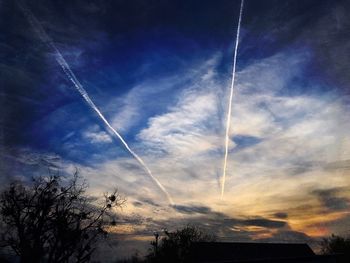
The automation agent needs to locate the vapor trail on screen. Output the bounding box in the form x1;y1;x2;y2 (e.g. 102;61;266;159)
221;0;244;198
18;1;174;206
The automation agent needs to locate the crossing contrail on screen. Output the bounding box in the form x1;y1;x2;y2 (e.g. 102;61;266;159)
221;0;244;198
18;0;174;206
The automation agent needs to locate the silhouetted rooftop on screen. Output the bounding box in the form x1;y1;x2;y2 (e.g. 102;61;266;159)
189;242;318;262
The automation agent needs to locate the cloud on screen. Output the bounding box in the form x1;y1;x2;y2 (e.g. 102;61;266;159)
312;188;349;212
273;212;288;219
106;75;186;134
172;204;213;215
132;198;161;208
324;160;350;172
139;91;221;156
83;125;112;144
242;218;286;229
137;55;224;158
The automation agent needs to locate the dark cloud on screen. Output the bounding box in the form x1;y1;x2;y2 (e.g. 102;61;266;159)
132;201;143;207
288;165;314;176
120;207;289;239
242;218;287;229
286;161;324;176
273;212;288;219
284;159;350;177
220;217;287;230
172;204;213;215
119;162;143;171
113;213;146;226
323;160;350;172
133;198;160;208
171;206;287;230
312;188;349;212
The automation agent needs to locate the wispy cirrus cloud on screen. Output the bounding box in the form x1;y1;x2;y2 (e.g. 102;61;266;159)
83;125;112;143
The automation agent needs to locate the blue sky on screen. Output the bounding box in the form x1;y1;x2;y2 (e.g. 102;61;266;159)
1;0;350;260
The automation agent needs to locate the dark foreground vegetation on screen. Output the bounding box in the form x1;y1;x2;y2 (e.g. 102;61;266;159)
0;172;124;263
320;234;350;262
145;226;216;263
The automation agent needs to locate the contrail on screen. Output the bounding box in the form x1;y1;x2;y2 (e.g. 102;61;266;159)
221;0;244;198
17;1;174;206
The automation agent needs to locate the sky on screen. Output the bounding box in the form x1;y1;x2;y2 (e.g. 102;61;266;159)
1;0;350;260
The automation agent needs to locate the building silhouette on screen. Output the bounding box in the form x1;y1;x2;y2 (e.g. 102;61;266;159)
189;242;341;262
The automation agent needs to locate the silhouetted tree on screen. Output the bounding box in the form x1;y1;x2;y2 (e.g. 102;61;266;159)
147;225;216;263
0;172;125;263
321;234;350;262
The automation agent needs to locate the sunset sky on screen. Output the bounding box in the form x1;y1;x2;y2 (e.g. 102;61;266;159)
1;0;350;260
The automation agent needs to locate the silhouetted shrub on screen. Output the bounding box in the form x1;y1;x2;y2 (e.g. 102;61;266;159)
321;234;350;262
147;225;216;263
